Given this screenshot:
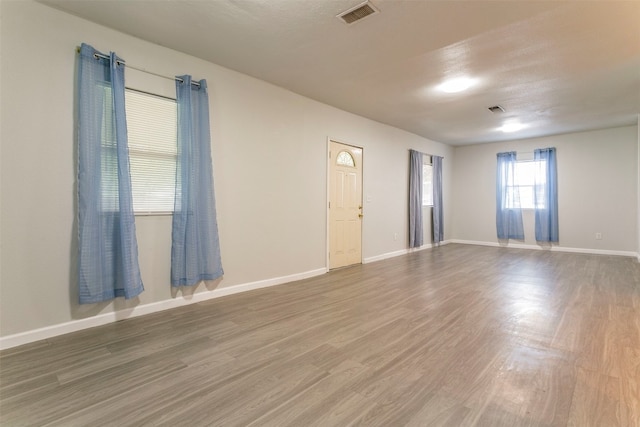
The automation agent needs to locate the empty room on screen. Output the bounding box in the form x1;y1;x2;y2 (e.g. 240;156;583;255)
1;0;639;426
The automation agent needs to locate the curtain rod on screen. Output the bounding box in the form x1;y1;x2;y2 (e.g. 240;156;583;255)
409;149;444;159
78;48;200;87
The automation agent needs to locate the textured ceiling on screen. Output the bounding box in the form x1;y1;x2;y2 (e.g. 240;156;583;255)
42;0;640;145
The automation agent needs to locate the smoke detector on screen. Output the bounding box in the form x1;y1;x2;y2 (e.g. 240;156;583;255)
337;1;379;24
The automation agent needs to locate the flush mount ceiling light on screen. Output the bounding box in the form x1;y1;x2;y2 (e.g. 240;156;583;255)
437;77;476;93
499;121;526;133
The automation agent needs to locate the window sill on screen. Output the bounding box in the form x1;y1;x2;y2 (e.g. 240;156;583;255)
134;211;173;217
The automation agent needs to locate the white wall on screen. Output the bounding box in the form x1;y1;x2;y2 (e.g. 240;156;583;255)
452;126;639;253
0;1;452;340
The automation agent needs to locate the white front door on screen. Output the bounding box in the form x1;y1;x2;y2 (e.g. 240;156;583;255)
329;141;363;269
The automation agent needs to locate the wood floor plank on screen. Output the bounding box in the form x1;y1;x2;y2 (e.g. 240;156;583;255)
1;244;638;426
567;368;622;427
404;393;471;427
246;360;370;427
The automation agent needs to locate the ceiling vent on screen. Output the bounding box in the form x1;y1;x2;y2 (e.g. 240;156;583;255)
337;1;379;24
488;105;505;113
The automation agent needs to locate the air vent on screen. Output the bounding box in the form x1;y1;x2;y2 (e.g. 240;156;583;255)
488;105;505;113
337;1;379;24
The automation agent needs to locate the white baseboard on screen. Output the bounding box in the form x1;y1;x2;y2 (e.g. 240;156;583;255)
363;240;451;264
3;241;634;350
363;249;409;264
449;239;638;258
0;268;326;351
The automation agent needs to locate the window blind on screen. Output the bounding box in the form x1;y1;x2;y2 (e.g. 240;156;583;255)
125;89;177;213
422;159;433;206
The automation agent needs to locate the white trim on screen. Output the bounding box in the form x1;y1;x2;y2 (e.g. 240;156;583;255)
5;238;633;350
450;239;638;258
0;268;326;350
326;137;331;271
363;249;409;264
363;240;451;264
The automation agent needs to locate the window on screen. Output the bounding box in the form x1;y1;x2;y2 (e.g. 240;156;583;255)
98;84;119;212
505;160;547;209
422;159;433;206
336;151;355;167
125;89;177;213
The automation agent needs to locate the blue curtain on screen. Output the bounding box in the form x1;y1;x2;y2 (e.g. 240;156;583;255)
409;150;423;248
172;75;224;286
77;43;144;303
432;156;444;243
534;147;559;242
496;151;524;240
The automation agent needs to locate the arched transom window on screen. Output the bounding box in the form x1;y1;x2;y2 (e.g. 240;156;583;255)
336;151;355;167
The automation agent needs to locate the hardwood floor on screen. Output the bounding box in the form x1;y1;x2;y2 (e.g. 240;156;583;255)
1;244;639;426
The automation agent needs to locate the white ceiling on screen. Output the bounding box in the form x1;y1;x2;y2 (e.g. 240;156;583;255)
42;0;640;145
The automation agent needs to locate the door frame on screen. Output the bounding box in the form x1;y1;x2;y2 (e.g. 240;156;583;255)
326;137;364;271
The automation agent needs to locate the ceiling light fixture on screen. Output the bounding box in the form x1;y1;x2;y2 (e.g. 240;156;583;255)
499;121;526;133
438;77;476;93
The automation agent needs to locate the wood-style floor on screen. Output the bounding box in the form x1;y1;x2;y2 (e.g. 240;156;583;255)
1;244;639;426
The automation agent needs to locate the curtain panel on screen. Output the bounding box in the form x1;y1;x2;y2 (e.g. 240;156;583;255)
432;155;444;243
171;75;224;286
496;151;524;240
77;43;144;303
534;147;559;242
409;150;424;248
